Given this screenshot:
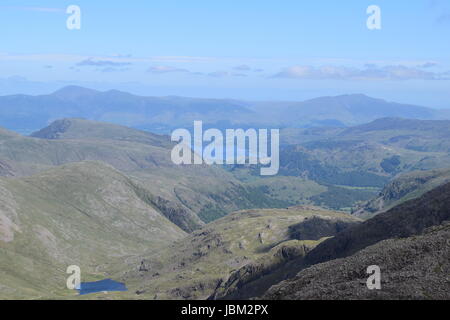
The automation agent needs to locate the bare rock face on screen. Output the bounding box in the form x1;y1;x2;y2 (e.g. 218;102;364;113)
209;215;359;300
123;207;360;300
263;222;450;300
304;182;450;267
353;168;450;218
210;241;315;300
0;160;14;177
31;119;72;139
288;216;357;240
212;182;450;300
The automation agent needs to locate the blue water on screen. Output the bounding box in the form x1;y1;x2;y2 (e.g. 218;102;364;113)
77;279;128;295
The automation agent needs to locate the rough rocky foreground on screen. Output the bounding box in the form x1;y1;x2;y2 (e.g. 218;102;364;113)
264;222;450;300
211;182;450;300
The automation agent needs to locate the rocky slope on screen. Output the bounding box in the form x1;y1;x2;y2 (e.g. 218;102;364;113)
353;168;450;218
210;214;361;300
118;206;361;300
304;181;450;267
211;181;450;299
263;222;450;300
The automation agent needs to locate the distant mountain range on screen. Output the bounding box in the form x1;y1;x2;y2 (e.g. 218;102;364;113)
1;86;449;134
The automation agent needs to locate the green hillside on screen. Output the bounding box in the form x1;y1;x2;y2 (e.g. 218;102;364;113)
118;206;361;300
0;119;297;229
0;161;185;299
270;118;450;191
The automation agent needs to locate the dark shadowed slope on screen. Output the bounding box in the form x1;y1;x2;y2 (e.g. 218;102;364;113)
263;222;449;300
209;212;361;300
304;181;450;266
212;181;450;299
354;167;450;219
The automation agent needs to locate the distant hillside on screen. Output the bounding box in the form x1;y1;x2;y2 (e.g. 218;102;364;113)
0;119;297;230
342;117;450;135
279;94;440;127
0;161;185;299
0;86;254;134
0;87;447;134
31;118;171;148
0;118;173;175
270;118;450;191
283;117;450;152
354;168;450;218
5;116;450;223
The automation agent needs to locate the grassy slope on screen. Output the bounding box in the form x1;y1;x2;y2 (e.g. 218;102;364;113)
280;118;450;180
117;206;360;300
0;161;185;299
0;119;305;229
9;117;450;219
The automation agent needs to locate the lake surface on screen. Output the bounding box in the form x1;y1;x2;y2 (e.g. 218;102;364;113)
78;279;128;295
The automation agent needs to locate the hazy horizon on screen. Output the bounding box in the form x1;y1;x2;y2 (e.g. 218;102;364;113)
1;0;449;108
1;83;450;111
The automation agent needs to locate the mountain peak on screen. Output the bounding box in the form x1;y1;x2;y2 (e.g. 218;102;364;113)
337;93;371;98
30;118;80;139
52;86;100;99
30;118;170;147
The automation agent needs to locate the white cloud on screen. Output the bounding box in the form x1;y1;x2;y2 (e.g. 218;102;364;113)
273;65;450;81
77;58;132;67
207;71;248;78
147;66;189;74
417;62;438;68
98;67;130;73
234;65;252;71
208;71;230;78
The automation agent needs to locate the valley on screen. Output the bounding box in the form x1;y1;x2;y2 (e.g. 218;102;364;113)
0;89;449;300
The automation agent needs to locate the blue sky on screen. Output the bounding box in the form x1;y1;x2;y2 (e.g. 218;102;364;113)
1;0;449;108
